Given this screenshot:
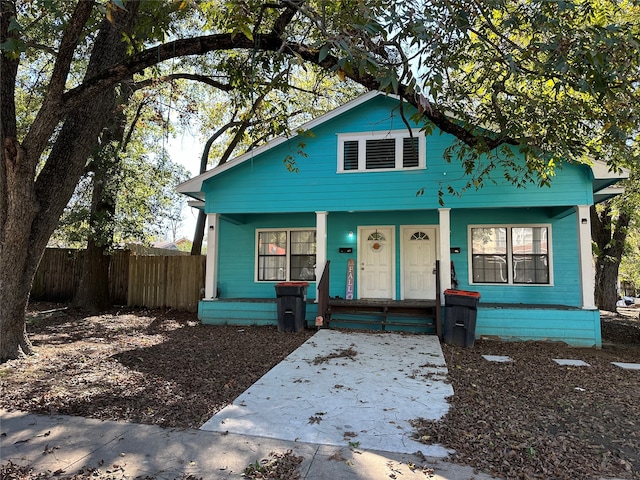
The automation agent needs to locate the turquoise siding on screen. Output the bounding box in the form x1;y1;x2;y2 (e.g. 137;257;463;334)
197;301;600;347
203;96;593;215
476;306;601;347
212;208;584;312
217;213;317;299
449;208;581;306
326;211;439;298
199;299;318;327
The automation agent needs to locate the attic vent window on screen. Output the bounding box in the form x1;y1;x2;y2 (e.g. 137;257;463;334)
337;130;425;173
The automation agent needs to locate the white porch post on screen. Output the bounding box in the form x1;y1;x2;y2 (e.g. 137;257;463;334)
205;213;220;299
315;211;328;301
438;208;452;301
576;205;596;309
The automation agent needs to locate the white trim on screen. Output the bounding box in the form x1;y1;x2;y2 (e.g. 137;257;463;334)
576;205;596;309
178;91;387;197
205;213;219;299
595;185;625;196
337;129;426;173
467;224;554;286
438;208;452;302
254;227;317;283
591;160;629;181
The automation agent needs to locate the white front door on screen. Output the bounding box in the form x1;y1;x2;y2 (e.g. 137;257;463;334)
402;226;437;299
358;226;394;299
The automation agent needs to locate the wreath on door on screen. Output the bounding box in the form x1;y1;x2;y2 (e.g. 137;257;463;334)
368;231;386;252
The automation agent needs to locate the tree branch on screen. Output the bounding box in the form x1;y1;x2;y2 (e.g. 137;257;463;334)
130;73;232;92
59;26;516;154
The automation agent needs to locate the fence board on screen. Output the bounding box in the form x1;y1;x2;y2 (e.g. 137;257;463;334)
33;248;204;312
109;250;130;305
31;249;84;301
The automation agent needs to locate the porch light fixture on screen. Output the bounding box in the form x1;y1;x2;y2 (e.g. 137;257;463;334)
581;218;588;224
348;231;353;238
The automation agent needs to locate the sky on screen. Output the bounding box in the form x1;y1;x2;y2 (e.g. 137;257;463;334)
166;132;203;241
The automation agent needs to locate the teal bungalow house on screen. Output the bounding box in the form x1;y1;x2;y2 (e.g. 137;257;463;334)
178;91;626;347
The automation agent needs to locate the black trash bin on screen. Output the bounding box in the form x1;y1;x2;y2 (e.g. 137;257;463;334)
275;282;309;332
443;289;481;347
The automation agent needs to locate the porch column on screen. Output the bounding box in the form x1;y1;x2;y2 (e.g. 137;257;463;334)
576;205;596;309
438;208;452;301
205;213;220;299
315;211;328;301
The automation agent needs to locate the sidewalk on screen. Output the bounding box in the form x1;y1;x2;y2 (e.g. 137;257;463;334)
1;409;498;479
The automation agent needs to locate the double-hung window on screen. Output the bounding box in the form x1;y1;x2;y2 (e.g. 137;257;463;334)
256;229;317;282
469;225;551;285
337;130;425;172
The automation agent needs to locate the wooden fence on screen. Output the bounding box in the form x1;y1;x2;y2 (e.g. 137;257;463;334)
31;248;205;312
127;255;205;312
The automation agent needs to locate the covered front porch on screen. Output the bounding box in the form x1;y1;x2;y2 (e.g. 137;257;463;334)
196;204;602;346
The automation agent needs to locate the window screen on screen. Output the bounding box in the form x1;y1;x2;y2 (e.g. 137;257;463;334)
290;230;317;281
470;226;551;285
257;229;317;282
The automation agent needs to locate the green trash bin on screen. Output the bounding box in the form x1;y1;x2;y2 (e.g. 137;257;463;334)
443;289;480;347
275;282;309;332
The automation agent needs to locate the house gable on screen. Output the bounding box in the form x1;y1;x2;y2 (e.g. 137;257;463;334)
182;94;596;216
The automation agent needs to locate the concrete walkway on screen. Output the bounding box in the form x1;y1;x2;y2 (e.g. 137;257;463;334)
202;330;452;456
1;330;500;479
1;410;498;479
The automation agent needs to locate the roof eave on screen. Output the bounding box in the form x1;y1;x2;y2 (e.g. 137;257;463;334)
176;90;387;196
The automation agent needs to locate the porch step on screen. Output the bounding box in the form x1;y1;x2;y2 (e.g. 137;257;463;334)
328;316;436;333
325;299;438;332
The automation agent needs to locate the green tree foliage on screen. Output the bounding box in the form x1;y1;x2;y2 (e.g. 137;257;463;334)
2;0;640;361
50;155;189;248
620;227;640;295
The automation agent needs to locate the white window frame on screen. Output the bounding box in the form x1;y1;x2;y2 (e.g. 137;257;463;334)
255;228;317;283
467;224;554;286
337;129;426;173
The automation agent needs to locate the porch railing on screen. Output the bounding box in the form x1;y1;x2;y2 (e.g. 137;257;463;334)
316;260;330;326
435;259;442;338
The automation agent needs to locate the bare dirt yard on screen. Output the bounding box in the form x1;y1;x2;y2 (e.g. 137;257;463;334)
1;302;639;480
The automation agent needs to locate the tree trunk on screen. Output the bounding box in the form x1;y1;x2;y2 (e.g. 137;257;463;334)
1;3;37;360
594;255;622;312
591;203;630;312
0;137;39;360
72;80;132;311
191;210;207;255
0;3;138;362
72;160;117;312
